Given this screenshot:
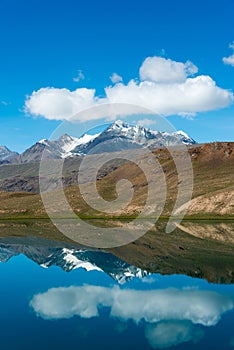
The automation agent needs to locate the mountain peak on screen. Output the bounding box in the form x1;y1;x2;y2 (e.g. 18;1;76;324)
8;120;196;163
108;119;130;130
58;133;75;141
0;145;19;162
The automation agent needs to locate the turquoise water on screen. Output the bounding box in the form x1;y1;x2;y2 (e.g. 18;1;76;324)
0;239;234;350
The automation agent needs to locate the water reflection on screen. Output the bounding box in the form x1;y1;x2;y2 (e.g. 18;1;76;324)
0;237;148;283
0;221;234;349
145;321;203;349
30;285;233;325
30;284;233;348
1;221;234;283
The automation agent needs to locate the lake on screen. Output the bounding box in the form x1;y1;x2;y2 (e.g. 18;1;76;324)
0;220;233;349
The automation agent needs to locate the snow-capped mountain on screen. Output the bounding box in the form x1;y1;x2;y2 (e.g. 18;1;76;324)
0;240;148;284
10;120;195;163
0;145;18;162
71;120;196;155
12;133;100;163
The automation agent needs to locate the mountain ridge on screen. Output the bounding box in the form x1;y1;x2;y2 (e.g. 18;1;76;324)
6;120;196;164
0;146;19;163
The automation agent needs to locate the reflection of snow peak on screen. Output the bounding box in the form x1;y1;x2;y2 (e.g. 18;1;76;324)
0;242;148;284
37;248;148;283
30;285;233;327
61;248;102;271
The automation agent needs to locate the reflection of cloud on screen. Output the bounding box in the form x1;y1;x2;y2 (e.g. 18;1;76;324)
30;285;112;319
114;321;128;334
145;321;203;349
30;285;233;327
110;288;233;326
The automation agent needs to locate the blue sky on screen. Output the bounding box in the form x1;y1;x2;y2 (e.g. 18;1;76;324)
0;0;234;152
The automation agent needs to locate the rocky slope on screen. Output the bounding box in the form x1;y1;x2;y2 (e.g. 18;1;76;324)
0;146;18;162
9;120;195;163
0;142;233;218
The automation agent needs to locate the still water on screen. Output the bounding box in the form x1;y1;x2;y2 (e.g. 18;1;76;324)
0;231;234;350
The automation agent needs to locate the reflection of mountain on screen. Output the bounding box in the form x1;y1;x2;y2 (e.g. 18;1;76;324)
0;237;148;284
0;220;234;284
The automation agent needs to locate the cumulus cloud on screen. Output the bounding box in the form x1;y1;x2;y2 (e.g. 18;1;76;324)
223;42;234;67
25;56;233;121
223;55;234;67
110;72;123;84
25;87;99;120
105;75;233;116
136;118;156;127
30;285;233;327
145;321;203;349
139;56;198;83
73;70;85;82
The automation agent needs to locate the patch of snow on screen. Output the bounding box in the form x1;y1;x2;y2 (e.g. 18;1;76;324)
62;248;102;272
40;263;49;268
38;139;49;145
61;133;100;158
174;130;190;138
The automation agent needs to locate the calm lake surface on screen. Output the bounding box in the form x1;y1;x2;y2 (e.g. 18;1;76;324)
0;221;234;349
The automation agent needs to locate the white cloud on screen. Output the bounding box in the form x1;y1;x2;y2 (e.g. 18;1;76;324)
136;118;156;127
110;72;123;84
73;70;85;82
30;285;233;327
105;76;233;116
25;87;99;120
223;54;234;67
145;321;203;349
223;42;234;67
139;56;198;83
25;56;233;121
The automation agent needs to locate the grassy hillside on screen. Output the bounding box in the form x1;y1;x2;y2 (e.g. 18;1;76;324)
0;142;233;219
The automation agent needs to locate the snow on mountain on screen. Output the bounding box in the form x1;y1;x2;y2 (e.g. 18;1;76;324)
61;133;100;157
8;120;195;163
12;133;99;163
71;120;196;155
0;145;19;162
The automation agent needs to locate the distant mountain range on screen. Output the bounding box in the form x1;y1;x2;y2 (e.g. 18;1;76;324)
0;146;19;162
0;120;196;164
0;238;148;284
